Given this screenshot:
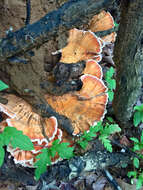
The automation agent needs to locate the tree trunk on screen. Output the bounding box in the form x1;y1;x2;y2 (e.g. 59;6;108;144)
113;0;143;125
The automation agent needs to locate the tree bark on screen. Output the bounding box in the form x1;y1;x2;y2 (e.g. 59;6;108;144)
113;0;143;125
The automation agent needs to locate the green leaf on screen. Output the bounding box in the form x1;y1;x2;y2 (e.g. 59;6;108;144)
114;22;119;27
103;124;121;135
134;104;143;112
52;139;60;146
34;149;51;180
130;137;139;144
105;67;115;79
0;134;4;146
141;112;143;122
81;131;97;141
107;79;116;90
0;146;5;167
56;142;74;159
133;157;139;169
127;171;137;178
136;178;143;190
3;127;34;150
92;121;103;132
99;135;112;152
141;131;143;143
11;134;34;150
107;117;114;123
0;80;9;91
108;90;114;101
2;127;22;145
78;140;88;149
50;148;57;158
133;111;142;127
133;144;141;151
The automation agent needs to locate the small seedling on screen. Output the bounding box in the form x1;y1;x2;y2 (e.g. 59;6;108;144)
128;130;143;189
77;121;121;152
34;139;74;180
105;67;116;101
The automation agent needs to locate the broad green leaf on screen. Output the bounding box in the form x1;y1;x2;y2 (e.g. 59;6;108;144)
105;67;115;79
0;80;9;91
134;104;143;112
133;111;142;127
56;142;74;159
34;149;51;180
11;134;34;150
130;137;139;143
136;178;143;190
133;157;139;169
2;127;34;150
0;134;4;146
0;146;5;166
2;127;22;145
107;79;116;90
133;144;140;151
127;171;137;178
108;90;114;101
50;148;57;158
52;139;60;146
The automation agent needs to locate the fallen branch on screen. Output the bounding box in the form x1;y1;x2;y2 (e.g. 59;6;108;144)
0;0;114;62
0;147;131;188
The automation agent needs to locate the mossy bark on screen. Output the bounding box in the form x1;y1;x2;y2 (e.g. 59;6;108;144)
113;0;143;125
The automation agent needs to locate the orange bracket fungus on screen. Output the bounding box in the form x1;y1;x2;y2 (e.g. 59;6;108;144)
0;95;63;167
60;28;103;63
89;10;114;33
0;10;116;168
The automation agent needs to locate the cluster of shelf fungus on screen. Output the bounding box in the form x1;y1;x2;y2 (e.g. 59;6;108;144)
0;11;116;168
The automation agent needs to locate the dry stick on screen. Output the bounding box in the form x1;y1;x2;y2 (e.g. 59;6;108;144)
25;0;31;25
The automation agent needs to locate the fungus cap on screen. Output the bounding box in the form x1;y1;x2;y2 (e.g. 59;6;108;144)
45;74;108;135
84;59;103;78
60;28;102;63
0;94;63;167
89;11;114;32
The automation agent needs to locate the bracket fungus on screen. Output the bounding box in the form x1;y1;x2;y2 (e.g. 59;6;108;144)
0;11;116;168
0;95;63;167
89;10;115;33
60;28;102;63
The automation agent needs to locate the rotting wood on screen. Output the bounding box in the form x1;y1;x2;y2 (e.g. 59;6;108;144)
0;146;131;188
0;0;114;61
0;0;115;135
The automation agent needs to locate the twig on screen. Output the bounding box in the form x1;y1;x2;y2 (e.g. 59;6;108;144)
25;0;31;25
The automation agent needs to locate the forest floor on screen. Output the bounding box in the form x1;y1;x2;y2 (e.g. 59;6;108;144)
0;0;143;190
